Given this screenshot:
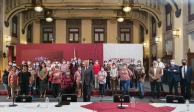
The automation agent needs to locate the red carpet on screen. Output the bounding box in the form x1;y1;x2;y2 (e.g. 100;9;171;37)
81;102;175;112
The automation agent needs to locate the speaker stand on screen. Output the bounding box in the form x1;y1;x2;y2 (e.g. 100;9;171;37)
117;94;125;109
9;97;17;107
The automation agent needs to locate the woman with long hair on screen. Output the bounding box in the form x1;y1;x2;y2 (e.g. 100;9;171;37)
38;62;48;98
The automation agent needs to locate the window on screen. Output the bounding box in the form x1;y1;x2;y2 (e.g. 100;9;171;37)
41;20;55;43
165;4;172;31
94;28;105;42
69;28;79;42
152;17;156;38
66;19;81;43
139;25;145;43
42;27;54;43
12;16;18;38
92;19;107;43
118;20;132;43
188;0;194;21
27;24;33;43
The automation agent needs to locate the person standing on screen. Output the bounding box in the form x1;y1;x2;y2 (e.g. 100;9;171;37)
93;60;101;89
167;59;180;95
2;65;12;99
8;67;18;99
149;61;162;99
74;66;82;97
50;66;63;98
180;59;193;99
157;58;165;92
98;67;107;97
18;65;31;95
118;64;133;95
104;62;111;90
61;70;74;94
135;60;146;98
38;62;48;98
110;63;118;94
82;60;94;102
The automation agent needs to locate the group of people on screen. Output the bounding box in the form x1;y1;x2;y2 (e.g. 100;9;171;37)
149;59;193;100
1;57;193;102
2;58;147;101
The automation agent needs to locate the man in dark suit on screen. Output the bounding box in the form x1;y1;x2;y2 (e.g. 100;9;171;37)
180;59;193;99
82;60;94;102
167;59;180;95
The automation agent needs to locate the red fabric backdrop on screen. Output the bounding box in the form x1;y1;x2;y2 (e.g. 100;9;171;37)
16;44;103;64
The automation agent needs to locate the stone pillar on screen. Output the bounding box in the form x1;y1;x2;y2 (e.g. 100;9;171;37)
107;20;117;43
133;21;140;43
173;0;184;65
33;21;40;43
56;20;66;43
81;19;92;43
19;13;27;44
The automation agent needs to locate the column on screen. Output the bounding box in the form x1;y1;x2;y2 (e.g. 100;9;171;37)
133;21;140;43
107;20;117;43
81;19;92;43
56;20;66;43
33;21;40;43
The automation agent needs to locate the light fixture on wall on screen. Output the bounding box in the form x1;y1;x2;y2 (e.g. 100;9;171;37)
117;17;124;22
172;29;180;38
155;36;160;44
143;42;147;47
123;0;133;12
33;0;43;12
45;9;53;22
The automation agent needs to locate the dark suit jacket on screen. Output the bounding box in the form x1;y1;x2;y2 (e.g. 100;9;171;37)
82;66;94;87
167;65;181;82
179;66;193;82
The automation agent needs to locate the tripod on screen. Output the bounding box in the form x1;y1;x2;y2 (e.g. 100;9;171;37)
117;92;125;109
9;95;17;107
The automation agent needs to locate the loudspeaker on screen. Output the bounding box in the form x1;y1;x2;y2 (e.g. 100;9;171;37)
113;94;130;103
166;95;185;103
61;94;77;102
15;95;32;102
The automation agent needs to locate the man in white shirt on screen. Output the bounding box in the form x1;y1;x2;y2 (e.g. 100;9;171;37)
157;58;165;92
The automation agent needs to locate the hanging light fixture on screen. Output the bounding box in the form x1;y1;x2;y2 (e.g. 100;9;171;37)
123;0;133;13
123;6;132;12
33;0;43;12
34;5;43;12
45;9;53;22
117;10;125;22
117;17;124;22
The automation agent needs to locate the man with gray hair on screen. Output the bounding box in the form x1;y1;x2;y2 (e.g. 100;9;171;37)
149;61;162;99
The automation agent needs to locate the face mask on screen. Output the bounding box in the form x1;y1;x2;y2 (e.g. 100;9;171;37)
170;62;175;65
182;62;186;66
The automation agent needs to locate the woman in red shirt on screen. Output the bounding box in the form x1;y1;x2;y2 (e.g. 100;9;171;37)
93;60;101;89
61;70;74;94
50;66;63;98
8;67;18;99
